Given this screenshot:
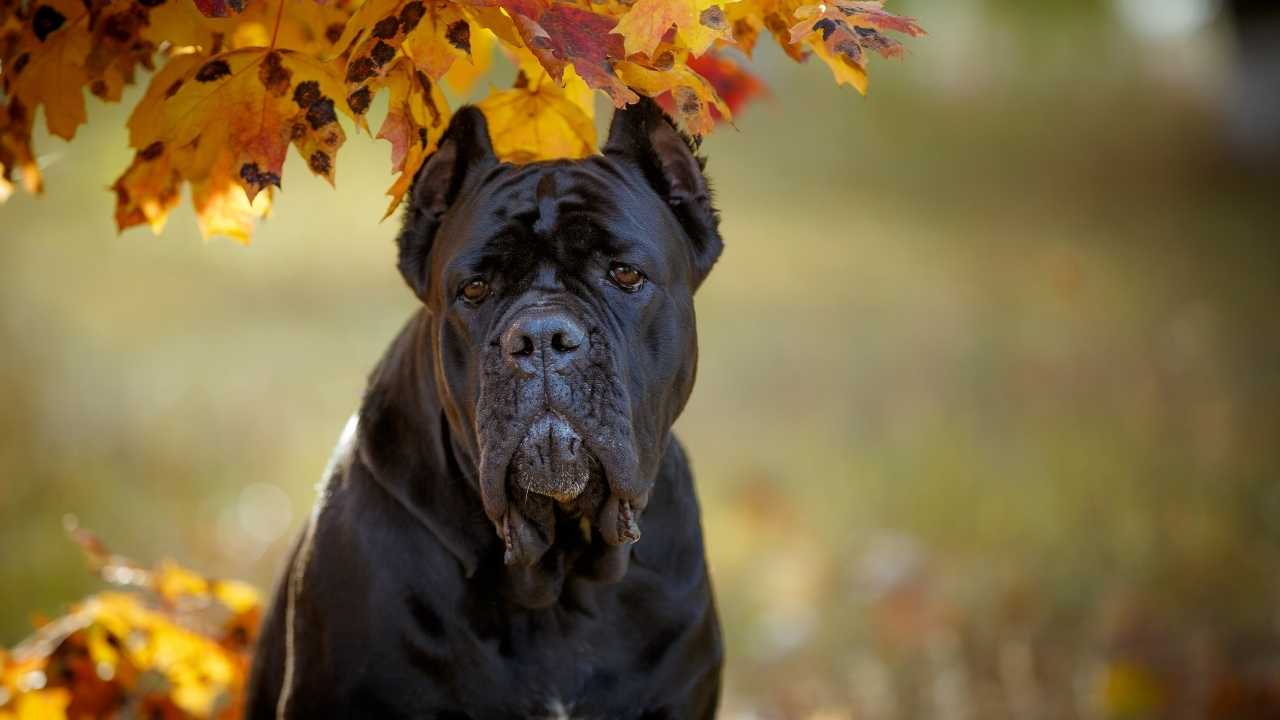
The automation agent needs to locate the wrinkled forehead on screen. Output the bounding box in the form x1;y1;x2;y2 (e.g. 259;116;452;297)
434;158;671;269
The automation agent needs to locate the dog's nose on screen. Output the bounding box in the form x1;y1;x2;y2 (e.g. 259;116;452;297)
502;309;586;371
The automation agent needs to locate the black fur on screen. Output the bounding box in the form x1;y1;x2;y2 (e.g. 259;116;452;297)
246;98;724;718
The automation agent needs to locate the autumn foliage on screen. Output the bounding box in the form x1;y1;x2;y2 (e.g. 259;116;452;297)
0;526;261;719
0;0;922;241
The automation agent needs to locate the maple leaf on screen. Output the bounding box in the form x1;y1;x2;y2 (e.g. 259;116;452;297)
722;2;762;55
378;56;449;215
801;0;924;37
2;0;95;140
810;39;865;92
334;0;476;190
337;0;472;102
685;50;765;116
0;0;921;238
481;1;638;107
82;0;157;102
401;0;474;81
0;99;42;199
618;54;729;135
246;0;358;53
192;161;274;243
140;0;225;52
128;47;351;201
195;0;251;20
612;0;737;59
141;0;353;61
112;46;343;241
744;0;810;62
476;60;596;164
113;138;182;233
788;0;922;93
442;20;494;94
460;2;519;47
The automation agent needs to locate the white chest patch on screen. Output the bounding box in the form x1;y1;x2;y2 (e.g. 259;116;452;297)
543;699;573;720
276;412;359;720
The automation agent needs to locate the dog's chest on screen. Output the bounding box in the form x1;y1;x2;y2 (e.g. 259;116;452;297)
541;699;573;719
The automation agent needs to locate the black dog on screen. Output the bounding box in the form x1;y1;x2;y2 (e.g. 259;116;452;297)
246;98;724;719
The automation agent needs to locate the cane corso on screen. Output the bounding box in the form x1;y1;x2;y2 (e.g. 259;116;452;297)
246;98;724;719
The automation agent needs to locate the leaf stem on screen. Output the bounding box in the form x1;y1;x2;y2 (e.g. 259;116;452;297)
270;0;286;49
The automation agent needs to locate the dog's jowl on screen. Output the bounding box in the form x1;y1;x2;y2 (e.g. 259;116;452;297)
246;99;725;719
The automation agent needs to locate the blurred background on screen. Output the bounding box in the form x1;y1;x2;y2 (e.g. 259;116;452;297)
3;0;1279;717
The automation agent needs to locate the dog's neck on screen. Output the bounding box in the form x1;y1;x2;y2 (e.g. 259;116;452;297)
355;310;496;578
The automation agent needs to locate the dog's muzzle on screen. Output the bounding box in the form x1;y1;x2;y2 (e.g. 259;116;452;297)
476;303;643;570
502;308;594;504
510;412;594;503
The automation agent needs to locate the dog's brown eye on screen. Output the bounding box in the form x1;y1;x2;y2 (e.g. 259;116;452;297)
608;264;645;291
460;278;490;304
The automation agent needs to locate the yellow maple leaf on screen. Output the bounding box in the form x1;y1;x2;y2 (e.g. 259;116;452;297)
613;0;738;58
3;0;93;140
129;48;349;200
337;0;472;101
112;140;182;234
141;0;350;56
111;53;201;234
810;40;867;94
402;0;473;81
443;22;494;95
193;162;274;244
82;0;155;103
476;61;596;165
141;0;222;52
722;1;762;55
463;4;522;49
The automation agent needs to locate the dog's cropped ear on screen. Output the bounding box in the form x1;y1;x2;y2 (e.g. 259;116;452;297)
397;106;497;302
604;98;723;291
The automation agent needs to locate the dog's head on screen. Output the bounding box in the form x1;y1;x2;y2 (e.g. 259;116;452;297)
395;99;721;602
